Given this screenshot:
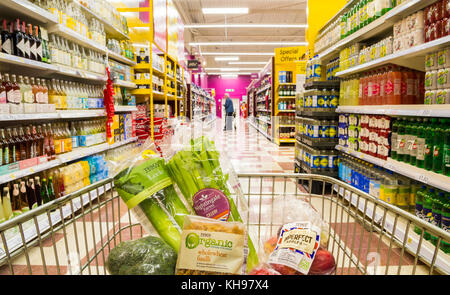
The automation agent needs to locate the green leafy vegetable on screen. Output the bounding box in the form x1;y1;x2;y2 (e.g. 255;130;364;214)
106;236;177;275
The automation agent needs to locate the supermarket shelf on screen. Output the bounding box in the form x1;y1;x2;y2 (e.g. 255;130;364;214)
248;119;272;141
334;185;450;275
0;180;113;263
167;74;175;81
0;53;57;72
317;0;440;61
296;134;337;149
297;109;338;118
107;50;136;66
152;67;165;76
279;138;296;143
132;88;152;95
114;105;138;112
257;117;271;125
336;145;450;193
56;65;106;81
304;80;340;89
277;110;296;113
57;109;106;118
0;0;58;26
0;113;59;121
57;137;138;163
337;36;450;77
113;79;137;89
278;124;295;128
48;24;107;54
296;158;338;177
256;85;271;95
278;96;296;99
278;83;296;86
0;137;138;185
0;110;107;122
73;1;130;40
336;105;450;117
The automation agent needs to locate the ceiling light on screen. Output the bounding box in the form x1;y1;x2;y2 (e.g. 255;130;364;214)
190;41;308;46
207;72;253;75
215;57;239;61
201;52;274;56
228;61;267;65
202;8;249;14
184;24;308;29
205;68;262;71
221;74;238;79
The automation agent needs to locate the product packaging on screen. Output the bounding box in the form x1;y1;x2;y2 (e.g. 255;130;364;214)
160;120;260;272
109;139;191;253
176;215;247;275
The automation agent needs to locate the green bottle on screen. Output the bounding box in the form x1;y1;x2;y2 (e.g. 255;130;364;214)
404;118;414;163
414;185;427;235
397;118;406;162
48;176;56;201
431;191;445;246
423;187;435;240
415;118;427;168
391;118;399;159
440;193;450;253
443;119;450;176
41;178;51;204
424;119;436;171
432;119;445;174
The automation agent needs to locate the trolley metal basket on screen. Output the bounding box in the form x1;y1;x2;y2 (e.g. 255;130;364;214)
0;173;448;275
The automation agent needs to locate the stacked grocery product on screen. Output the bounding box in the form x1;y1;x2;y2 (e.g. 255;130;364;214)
339;37;393;71
296;140;338;174
301;87;339;110
189;84;215;123
425;47;450;104
107;39;135;62
49;34;106;74
0;153;110;221
306;55;322;83
339;113;391;160
339;65;426;106
326;58;340;81
424;0;450;43
393;10;424;52
338;154;450;253
134;104;150;144
391;117;449;175
298;117;338;145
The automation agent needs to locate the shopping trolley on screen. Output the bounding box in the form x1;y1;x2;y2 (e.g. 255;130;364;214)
0;173;448;275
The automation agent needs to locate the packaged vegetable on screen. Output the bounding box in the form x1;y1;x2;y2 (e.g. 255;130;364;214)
161;121;260;272
105;236;177;275
176;215;247;275
109;140;191;252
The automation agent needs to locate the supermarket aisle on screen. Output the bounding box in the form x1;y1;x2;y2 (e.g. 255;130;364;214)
213;118;295;174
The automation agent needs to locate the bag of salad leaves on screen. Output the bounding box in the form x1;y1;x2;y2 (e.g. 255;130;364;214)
159;120;260;273
108;139;192;253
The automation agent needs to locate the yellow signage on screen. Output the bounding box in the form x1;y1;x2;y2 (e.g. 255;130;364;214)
211;89;216;96
275;46;306;64
296;60;307;75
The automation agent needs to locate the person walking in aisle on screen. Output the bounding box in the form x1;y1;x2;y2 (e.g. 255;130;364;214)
224;93;234;131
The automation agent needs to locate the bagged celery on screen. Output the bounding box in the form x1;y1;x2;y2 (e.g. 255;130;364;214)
161;121;260;272
109;140;191;253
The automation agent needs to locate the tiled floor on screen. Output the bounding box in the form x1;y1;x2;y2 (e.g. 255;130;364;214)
0;118;434;275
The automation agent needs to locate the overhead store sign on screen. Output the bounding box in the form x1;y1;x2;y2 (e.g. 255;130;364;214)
187;60;199;69
226;89;234;92
275;46;306;64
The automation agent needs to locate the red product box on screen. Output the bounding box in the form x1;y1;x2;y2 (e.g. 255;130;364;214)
444;0;450;19
368;141;378;157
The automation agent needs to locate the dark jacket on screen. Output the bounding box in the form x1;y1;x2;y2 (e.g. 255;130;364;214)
224;97;234;114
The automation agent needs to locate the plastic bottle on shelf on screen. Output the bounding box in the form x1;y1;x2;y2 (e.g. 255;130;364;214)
432;118;445;174
424;119;437;171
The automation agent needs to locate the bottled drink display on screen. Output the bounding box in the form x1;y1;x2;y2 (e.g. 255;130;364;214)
296;141;338;173
0;151;114;222
107;38;135;61
339;65;426;106
425;47;450;104
0;73;105;114
301;87;339;110
297;117;338;142
1;17;50;63
278;85;296;97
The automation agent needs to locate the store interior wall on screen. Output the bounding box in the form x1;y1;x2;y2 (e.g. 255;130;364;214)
207;75;252;118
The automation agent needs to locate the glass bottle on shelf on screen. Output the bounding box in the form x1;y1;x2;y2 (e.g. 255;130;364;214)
12;19;24;58
13;127;24;161
6;128;16;164
2;187;12;220
19;180;29;212
24;126;33;159
18;127;28;160
34;176;42;206
10;74;21;105
1;19;13;55
46;123;56;159
0;73;6;104
22;21;30;60
41;79;49;104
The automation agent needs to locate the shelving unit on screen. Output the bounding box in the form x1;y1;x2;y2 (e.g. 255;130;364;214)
314;0;450;270
247;59;274;141
0;0;139;233
188;84;216;124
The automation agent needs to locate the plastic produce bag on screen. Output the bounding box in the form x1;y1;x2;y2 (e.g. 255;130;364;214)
106;236;177;275
176;215;247;275
160;121;260;272
109;140;191;253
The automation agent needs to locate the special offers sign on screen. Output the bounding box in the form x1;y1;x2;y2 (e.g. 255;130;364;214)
275;46;306;64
